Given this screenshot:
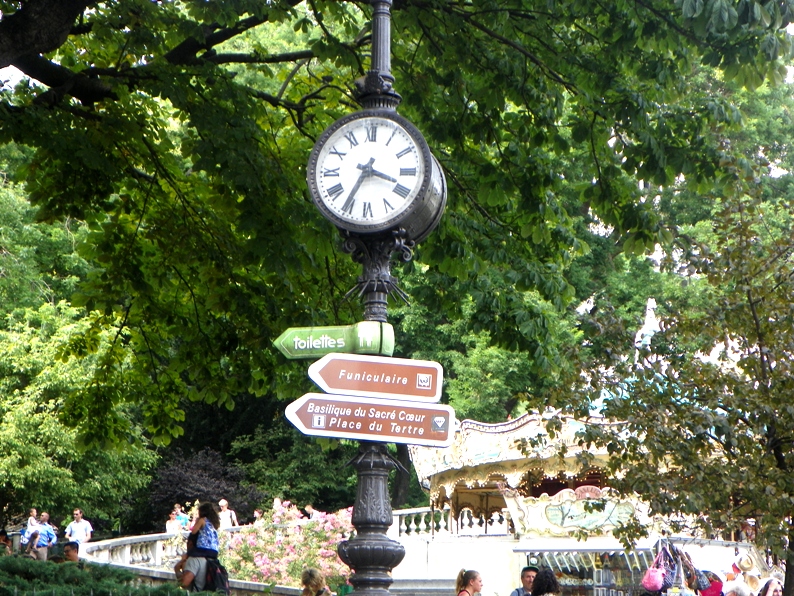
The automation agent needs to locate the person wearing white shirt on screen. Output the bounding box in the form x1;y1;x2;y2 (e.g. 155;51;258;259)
166;511;182;534
217;499;238;529
64;509;93;547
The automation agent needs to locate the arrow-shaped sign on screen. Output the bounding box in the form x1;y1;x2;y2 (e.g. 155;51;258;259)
308;353;443;402
286;393;456;447
273;321;394;359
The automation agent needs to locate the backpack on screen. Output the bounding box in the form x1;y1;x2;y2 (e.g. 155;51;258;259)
203;557;230;595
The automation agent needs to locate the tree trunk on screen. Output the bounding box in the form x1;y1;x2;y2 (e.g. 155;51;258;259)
391;443;411;508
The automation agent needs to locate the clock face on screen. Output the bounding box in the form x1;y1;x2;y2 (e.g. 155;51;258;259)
308;111;430;232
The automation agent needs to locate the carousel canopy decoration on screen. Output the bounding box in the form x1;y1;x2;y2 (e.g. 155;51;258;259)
410;413;618;513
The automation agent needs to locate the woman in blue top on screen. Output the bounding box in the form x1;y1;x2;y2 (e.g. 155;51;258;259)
188;502;220;557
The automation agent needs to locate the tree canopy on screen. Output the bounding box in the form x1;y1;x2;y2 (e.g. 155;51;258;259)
2;0;792;447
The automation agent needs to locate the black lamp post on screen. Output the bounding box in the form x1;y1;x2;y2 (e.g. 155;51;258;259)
336;3;409;593
309;3;447;594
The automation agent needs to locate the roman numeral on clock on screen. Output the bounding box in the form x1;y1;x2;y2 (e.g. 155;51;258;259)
383;198;395;212
400;168;416;176
396;147;412;159
393;184;410;198
344;132;359;147
323;167;340;177
362;202;373;219
366;125;377;142
327;184;344;200
330;147;346;160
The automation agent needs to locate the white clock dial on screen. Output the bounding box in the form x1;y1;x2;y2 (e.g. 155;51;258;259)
311;114;427;229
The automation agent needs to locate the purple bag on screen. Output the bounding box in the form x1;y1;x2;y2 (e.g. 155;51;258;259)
642;551;666;592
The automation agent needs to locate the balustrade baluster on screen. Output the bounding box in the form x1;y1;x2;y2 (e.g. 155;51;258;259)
420;511;428;534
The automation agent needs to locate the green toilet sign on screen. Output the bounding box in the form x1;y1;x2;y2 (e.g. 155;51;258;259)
274;321;395;359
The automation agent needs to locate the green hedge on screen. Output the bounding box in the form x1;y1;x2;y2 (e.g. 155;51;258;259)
0;557;175;596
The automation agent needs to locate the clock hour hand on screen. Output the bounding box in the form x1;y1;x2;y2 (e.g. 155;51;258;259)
370;168;397;183
356;158;376;174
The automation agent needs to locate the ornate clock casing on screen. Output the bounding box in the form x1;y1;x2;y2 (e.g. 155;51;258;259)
307;109;446;242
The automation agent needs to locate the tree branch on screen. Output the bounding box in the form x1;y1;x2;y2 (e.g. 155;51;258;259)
204;50;315;65
0;0;90;69
13;54;118;106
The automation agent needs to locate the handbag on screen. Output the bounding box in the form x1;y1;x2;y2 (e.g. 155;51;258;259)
642;550;666;592
661;548;677;590
694;569;711;591
680;550;698;589
673;557;691;589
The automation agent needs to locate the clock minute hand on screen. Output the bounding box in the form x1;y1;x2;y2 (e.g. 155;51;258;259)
342;158;375;212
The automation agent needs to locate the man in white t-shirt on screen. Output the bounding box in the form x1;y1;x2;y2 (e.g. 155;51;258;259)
218;499;238;529
64;509;93;546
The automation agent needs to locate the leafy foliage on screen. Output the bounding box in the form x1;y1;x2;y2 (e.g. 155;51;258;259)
2;0;794;556
0;301;156;527
549;74;794;582
570;193;794;555
0;556;153;596
0;0;790;449
229;419;358;513
0;184;88;322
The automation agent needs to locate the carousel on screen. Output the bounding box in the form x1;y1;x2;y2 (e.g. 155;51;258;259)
409;413;771;596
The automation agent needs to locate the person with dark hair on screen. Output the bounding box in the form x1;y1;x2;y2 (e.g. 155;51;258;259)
166;511;182;534
64;509;93;547
253;508;265;527
758;579;783;596
456;569;483;596
29;512;57;560
530;568;560;596
510;566;539;596
63;541;80;563
188;502;220;558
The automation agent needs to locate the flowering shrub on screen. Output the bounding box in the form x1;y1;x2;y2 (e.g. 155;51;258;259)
220;501;353;588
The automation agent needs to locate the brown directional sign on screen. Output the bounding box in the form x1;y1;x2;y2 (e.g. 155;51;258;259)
308;353;443;402
285;393;455;447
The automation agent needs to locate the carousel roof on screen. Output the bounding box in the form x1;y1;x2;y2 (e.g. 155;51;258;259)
410;412;617;504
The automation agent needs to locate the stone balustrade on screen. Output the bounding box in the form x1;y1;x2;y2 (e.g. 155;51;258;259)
81;531;180;567
80;530;299;596
388;506;513;538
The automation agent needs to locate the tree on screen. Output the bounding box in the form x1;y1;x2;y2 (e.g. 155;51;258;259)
0;182;88;322
1;0;791;447
229;420;358;513
148;447;264;524
550;70;794;593
0;301;156;528
571;191;794;585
